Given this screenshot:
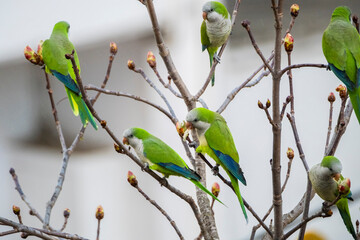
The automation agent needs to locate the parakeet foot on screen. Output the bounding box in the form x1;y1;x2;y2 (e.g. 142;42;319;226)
188;141;197;148
160;177;168;187
142;162;150;171
213;53;221;63
212;164;220;175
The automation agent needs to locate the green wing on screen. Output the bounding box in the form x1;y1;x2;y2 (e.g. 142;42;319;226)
201;20;210;52
205;118;239;163
143;137;186;167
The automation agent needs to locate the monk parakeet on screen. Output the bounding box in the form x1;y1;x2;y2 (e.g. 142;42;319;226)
322;6;360;124
122;127;223;204
201;1;231;86
185;108;247;221
42;21;97;129
309;156;356;239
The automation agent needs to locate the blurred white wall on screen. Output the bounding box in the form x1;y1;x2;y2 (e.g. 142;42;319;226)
1;0;360;239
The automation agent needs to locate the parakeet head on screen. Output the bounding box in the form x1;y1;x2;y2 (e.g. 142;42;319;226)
53;21;70;34
320;156;343;180
186;107;216;133
122;127;150;148
331;6;351;22
202;1;229;23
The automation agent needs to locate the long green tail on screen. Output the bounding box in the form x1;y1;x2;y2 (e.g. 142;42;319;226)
349;88;360;124
229;173;248;222
65;88;98;130
336;199;356;239
190;179;224;206
208;50;215;86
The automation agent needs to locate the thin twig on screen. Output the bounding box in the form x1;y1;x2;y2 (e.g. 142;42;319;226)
279;63;327;77
96;219;100;240
192;0;243;101
9;168;47;227
217;53;274;114
92;48;117;103
44;70;67;151
282;210;331;240
326;97;352;156
324;98;334;154
0;229;18;237
132;182;184;240
241;20;274;75
280;96;292;121
152;68;182;99
85;85;176;124
132;67;177;120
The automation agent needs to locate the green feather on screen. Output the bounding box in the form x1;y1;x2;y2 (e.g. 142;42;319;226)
336;198;357;239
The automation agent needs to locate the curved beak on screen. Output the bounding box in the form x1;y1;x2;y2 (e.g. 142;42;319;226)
186;121;193;130
202;11;207;20
123;137;129;145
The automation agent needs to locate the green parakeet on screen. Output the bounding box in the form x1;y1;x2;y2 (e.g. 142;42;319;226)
322;6;360;124
201;1;231;86
186;108;248;221
42;21;97;129
122;127;223;204
309;156;356;239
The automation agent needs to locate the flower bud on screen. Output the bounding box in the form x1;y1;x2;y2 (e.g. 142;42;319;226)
211;182;220;197
328;92;335;103
338;178;351;195
241;20;250;28
110;42;118;55
147;51;156;68
336;85;347;99
266;99;271;109
284;33;294;52
290;4;299;18
258;100;264;109
127;171;138;187
12;205;20;215
24;46;37;64
176;121;186;137
100;120;107;128
127;60;135;70
114;143;122;153
95;205;104;220
286;147;294;160
63;208;70;218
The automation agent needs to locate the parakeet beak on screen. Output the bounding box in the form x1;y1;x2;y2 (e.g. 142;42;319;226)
123;137;129;145
333;173;341;181
186;121;193;130
202;11;207;20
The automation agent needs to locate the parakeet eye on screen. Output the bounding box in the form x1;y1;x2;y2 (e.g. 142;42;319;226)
129;134;133;138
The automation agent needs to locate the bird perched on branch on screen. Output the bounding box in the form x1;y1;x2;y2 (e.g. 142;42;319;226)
322;6;360;124
122;127;223;204
185;108;247;221
42;21;97;129
201;1;231;86
309;156;356;239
